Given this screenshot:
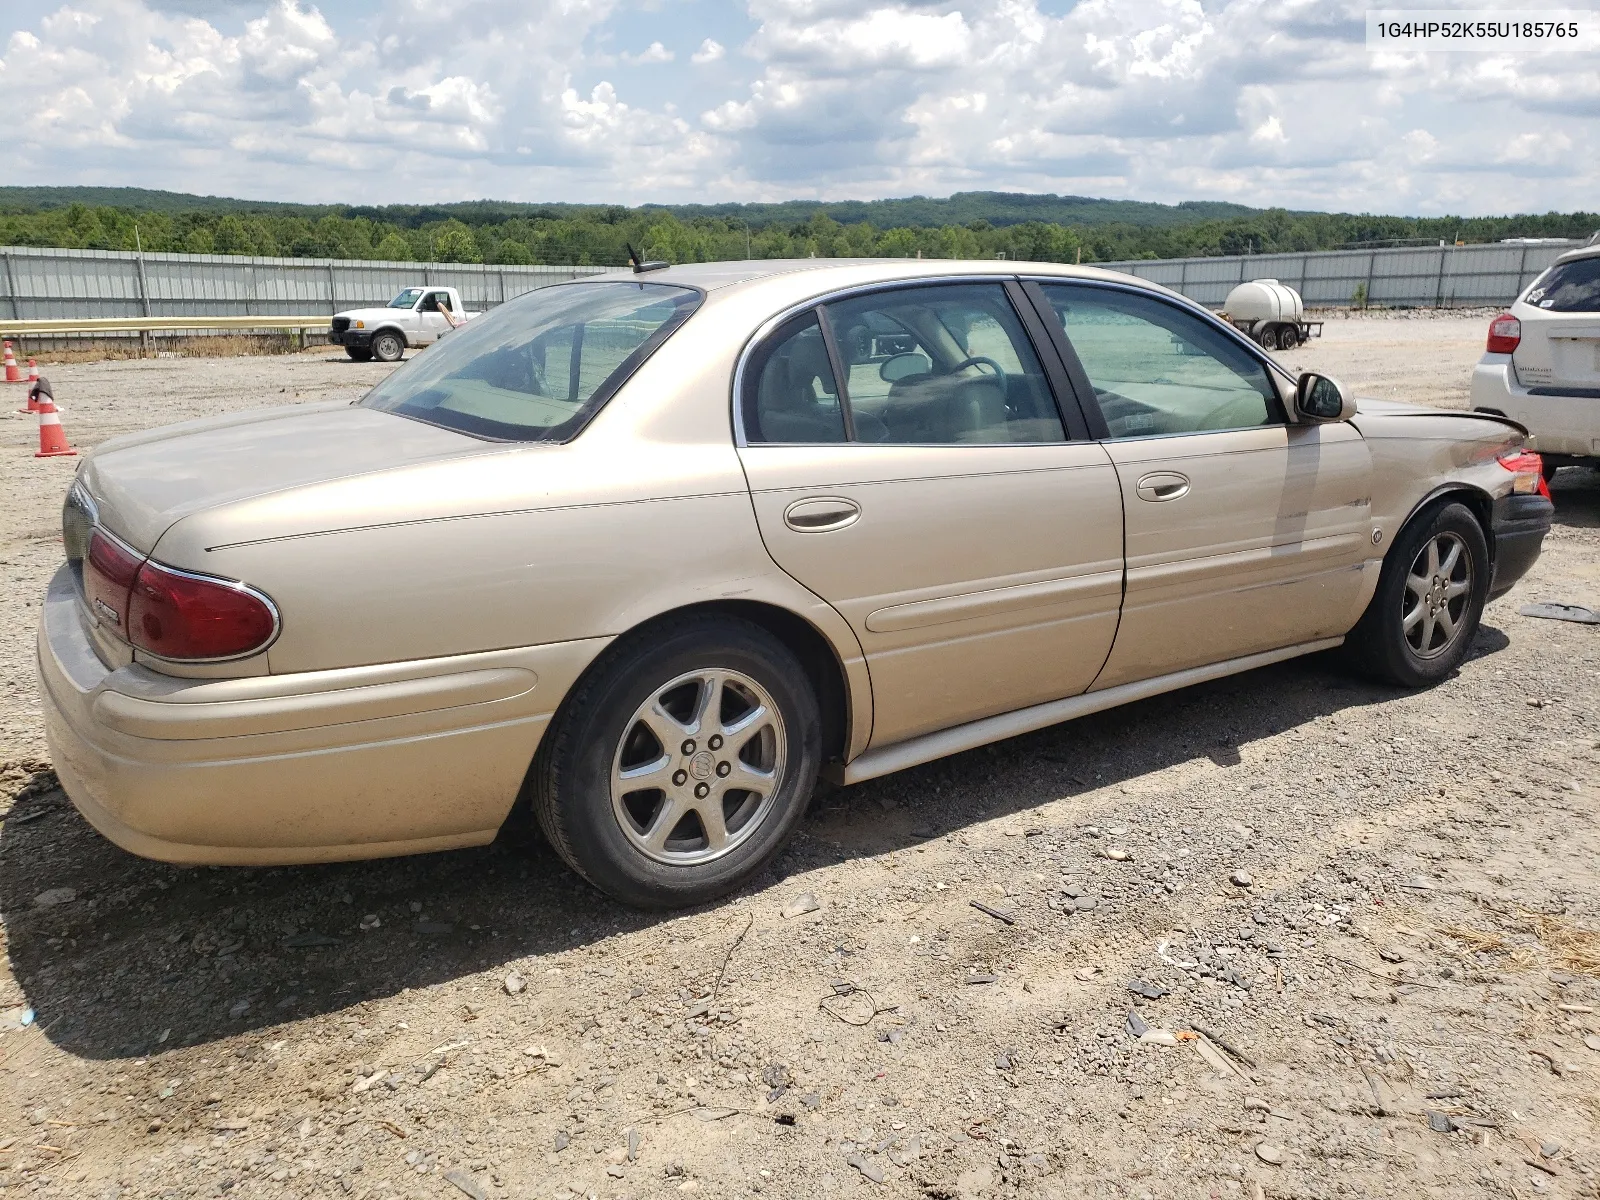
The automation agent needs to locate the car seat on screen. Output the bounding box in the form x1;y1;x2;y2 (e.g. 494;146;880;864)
754;333;845;443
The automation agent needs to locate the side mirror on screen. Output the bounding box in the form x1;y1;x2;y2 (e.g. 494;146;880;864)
880;352;932;382
1295;372;1356;422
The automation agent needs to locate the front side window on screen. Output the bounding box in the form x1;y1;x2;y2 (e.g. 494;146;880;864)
1525;256;1600;313
1038;284;1281;438
362;281;700;441
389;288;425;309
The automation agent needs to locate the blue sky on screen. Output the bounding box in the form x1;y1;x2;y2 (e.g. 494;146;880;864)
0;0;1596;215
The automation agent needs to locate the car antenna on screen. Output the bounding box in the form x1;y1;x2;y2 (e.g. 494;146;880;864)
625;243;671;274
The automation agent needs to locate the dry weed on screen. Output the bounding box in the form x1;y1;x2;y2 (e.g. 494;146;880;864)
1439;912;1600;976
1521;911;1600;976
22;334;329;364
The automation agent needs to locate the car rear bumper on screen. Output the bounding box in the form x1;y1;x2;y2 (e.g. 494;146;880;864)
36;564;606;866
1488;492;1553;601
1471;358;1600;459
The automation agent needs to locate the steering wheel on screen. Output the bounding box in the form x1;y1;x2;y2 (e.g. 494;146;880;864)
950;355;1007;391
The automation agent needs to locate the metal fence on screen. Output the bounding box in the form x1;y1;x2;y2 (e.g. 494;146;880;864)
0;245;616;324
1096;241;1583;309
2;239;1587;331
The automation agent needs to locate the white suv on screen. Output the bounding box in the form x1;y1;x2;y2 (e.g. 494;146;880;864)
1471;239;1600;477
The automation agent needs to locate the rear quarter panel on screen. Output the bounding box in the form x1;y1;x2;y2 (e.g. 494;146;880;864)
1354;409;1523;546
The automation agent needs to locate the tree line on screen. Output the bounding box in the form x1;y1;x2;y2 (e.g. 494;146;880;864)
1;199;1595;267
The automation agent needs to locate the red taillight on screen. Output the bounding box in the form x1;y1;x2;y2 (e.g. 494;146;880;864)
1487;313;1520;355
81;529;278;660
1497;448;1551;499
83;530;142;635
127;560;279;661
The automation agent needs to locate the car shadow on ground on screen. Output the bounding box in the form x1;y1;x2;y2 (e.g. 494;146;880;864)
1549;465;1599;529
0;625;1510;1062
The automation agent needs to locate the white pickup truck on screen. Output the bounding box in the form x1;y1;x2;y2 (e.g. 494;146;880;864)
328;286;477;362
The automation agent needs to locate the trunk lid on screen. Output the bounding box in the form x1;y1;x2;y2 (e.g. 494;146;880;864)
79;402;493;552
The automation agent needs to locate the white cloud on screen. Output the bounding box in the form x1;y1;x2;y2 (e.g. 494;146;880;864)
0;0;1594;212
621;40;673;64
690;37;724;64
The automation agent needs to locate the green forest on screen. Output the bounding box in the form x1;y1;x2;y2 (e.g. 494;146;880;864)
1;186;1595;266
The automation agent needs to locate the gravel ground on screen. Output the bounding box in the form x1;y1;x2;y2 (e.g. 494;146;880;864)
1;323;1598;1200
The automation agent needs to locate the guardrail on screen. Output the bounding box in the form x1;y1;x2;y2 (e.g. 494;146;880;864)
0;315;332;335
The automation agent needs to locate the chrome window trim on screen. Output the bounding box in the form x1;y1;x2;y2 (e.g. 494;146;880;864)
731;274;1018;448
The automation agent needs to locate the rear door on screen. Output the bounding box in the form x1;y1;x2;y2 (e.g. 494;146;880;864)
1025;280;1373;691
1516;254;1600;396
736;280;1124;748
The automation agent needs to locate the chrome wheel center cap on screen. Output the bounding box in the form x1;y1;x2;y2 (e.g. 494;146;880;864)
688;750;716;781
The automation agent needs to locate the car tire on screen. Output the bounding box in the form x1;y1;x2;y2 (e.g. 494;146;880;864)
1343;500;1490;688
531;614;823;908
345;346;373;362
371;330;405;363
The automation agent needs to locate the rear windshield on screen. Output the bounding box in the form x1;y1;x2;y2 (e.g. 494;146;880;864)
361;281;701;441
1525;255;1600;313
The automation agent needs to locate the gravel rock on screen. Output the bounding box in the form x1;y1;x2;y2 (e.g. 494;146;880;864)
846;1154;886;1183
781;892;820;918
443;1168;489;1200
1255;1143;1284;1165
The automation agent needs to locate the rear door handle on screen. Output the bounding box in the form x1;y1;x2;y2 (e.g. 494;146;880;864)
1135;472;1190;502
783;497;861;532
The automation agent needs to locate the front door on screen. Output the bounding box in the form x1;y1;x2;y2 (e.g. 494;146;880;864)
1028;281;1373;691
416;291;453;343
736;281;1125;748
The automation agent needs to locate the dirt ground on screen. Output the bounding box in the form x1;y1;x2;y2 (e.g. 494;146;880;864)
1;320;1597;1200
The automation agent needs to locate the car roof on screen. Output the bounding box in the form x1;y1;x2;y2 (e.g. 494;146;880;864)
596;257;1159;293
1554;240;1600;266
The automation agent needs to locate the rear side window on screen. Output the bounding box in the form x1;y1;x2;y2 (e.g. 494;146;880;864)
743;314;848;444
362;281;700;441
742;282;1066;445
824;284;1064;444
1525;256;1600;313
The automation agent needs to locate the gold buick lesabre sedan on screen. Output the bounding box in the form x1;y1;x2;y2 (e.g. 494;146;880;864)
39;260;1554;907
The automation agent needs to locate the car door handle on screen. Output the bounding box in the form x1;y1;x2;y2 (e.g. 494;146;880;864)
1135;472;1190;502
783;497;861;532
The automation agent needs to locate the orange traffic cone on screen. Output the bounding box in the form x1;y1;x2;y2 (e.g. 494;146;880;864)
2;341;22;384
35;390;76;458
19;363;42;414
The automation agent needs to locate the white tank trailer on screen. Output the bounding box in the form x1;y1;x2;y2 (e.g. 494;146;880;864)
1220;279;1323;351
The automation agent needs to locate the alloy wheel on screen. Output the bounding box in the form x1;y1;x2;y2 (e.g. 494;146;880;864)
610;669;787;866
1402;531;1473;659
